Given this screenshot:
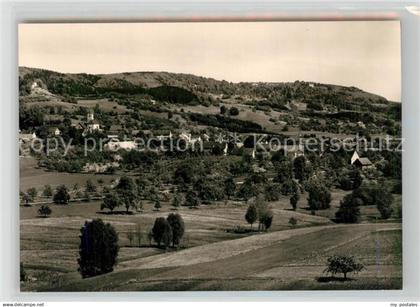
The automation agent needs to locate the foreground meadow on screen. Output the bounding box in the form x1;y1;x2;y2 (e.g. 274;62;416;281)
20;161;402;291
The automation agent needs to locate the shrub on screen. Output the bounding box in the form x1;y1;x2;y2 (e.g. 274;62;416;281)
324;255;364;279
27;187;38;201
38;205;52;218
43;185;53;198
78;219;119;278
85;179;97;193
229;107;239;116
288;217;298;227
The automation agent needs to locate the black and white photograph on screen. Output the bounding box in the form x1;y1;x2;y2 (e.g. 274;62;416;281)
18;21;402;292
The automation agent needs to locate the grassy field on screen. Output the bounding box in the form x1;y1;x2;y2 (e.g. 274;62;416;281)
30;224;401;291
20;157;402;292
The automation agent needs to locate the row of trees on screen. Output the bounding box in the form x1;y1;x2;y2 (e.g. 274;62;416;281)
78;213;186;279
335;183;394;223
244;195;274;231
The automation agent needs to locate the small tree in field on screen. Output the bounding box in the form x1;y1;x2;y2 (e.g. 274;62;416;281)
167;213;185;247
260;211;273;231
101;193;120;213
224;177;236;200
85;179;97;193
152;217;172;248
288;217;297;227
53;185;71;204
115;176;138;213
290;191;300;211
185;190;199;208
335;194;362;223
374;186;394;219
38;205;52;218
254;195;274;231
27;187;38;202
245;204;258;229
78;219;119;278
324;255;364;280
154;199;162;211
307;183;331;210
43;185;53;198
172;193;182;209
22;193;31;206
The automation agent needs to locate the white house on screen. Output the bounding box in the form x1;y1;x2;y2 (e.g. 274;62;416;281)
351;151;360;165
105;140;137;151
19;132;37;142
351;150;373;169
49;127;61;136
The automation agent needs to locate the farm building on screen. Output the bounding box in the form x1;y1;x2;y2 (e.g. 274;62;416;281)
350;151;373;169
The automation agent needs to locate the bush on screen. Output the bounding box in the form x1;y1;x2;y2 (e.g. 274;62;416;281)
229;107;239;116
85;179;97;193
324;255;364;279
43;185;53;198
78;219;119;278
288;217;298;227
38;205;52;218
27;187;38;201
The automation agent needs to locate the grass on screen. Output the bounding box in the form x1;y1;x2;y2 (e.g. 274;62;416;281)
20;157;402;292
37;223;401;292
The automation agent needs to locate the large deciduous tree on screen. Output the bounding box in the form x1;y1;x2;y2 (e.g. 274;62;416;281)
166;213;185;247
78;219;119;278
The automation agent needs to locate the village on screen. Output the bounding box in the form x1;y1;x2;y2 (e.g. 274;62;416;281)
18;67;402;291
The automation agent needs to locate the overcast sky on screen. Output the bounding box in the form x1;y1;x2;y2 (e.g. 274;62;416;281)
19;21;401;101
